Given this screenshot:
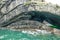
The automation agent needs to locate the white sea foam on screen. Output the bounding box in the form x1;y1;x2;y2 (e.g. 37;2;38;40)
22;30;38;35
0;35;4;39
22;29;51;35
0;35;8;39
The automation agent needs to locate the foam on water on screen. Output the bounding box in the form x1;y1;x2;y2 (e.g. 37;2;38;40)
0;35;5;39
0;35;8;39
0;29;60;40
22;29;51;36
22;30;38;35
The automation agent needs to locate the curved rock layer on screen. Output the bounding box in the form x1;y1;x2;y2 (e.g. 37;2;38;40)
0;1;60;27
0;0;60;35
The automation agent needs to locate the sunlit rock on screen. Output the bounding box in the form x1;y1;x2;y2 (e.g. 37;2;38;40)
54;28;60;35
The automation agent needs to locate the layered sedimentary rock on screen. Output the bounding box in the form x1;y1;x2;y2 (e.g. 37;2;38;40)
0;0;60;34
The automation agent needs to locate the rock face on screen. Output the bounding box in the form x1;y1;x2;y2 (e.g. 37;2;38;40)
0;0;60;21
0;0;60;34
7;20;42;29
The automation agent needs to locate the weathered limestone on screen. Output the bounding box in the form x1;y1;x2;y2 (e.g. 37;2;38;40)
0;0;60;35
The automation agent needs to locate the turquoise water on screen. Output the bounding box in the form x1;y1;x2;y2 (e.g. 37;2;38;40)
0;29;60;40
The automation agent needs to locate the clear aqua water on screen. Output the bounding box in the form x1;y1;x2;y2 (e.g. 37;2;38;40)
0;29;60;40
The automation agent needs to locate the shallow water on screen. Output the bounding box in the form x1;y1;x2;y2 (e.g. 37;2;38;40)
0;29;60;40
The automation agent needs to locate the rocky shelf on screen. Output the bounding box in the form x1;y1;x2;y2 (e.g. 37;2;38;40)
0;0;60;35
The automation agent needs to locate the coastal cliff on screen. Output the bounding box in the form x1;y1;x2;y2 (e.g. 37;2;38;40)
0;0;60;35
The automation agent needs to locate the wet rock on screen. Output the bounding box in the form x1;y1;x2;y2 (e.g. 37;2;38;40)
0;0;60;35
54;28;60;35
9;20;42;29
